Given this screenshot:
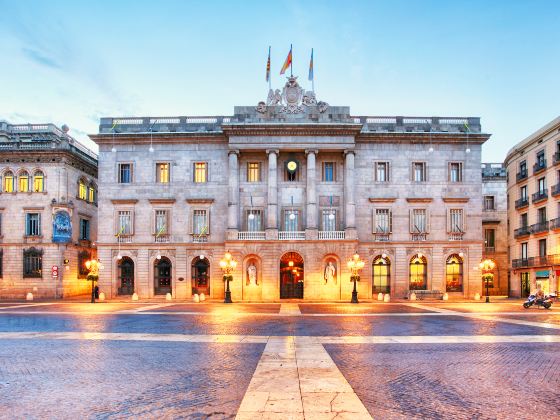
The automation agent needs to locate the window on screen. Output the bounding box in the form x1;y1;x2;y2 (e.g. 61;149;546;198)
520;213;528;227
33;171;44;192
521;242;528;260
118;163;132;183
0;249;2;278
538;207;547;223
484;196;495;210
88;186;96;203
194;162;207;183
539;239;547;257
538;177;546;193
156;163;170;183
446;254;463;292
448;209;464;232
485;229;495;249
25;213;41;236
372;256;390;294
449;162;463;182
412;162;426;182
321;209;337;231
247;162;261;182
23;247;42;278
520;185;528;200
193;210;208;235
19;171;29;192
410;209;427;233
374;209;392;233
78;250;91;279
117;211;132;235
79;218;90;240
322;162;335;182
246;209;263;231
409;254;427;290
155;210;169;234
3;171;14;192
537;150;545;167
375;162;389;182
78;180;87;200
284;210;300;231
520;160;527;174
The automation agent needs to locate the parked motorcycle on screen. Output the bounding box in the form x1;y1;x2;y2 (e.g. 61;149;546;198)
523;294;553;309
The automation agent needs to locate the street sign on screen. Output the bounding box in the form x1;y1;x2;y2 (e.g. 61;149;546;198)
52;265;59;278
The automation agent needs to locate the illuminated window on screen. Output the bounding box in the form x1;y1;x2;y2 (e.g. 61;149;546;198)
412;162;426;182
520;185;528;201
19;171;29;192
193;210;208;235
33;171;44;192
78;180;87;200
446;254;463;292
409;254;427;290
3;171;14;193
449;162;463;182
375;162;389;182
322;162;335;182
156;163;170;183
373;255;390;294
247;162;261;182
194;162;207;183
118;163;132;183
88;186;96;203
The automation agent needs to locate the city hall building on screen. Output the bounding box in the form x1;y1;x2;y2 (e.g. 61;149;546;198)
91;77;490;301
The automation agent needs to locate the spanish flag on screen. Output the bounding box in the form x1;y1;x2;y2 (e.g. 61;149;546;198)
280;45;292;75
265;46;271;82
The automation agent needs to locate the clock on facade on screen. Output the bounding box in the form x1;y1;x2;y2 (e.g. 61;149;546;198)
286;160;298;173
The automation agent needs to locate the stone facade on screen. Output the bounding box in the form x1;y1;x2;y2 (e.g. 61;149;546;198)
505;116;560;297
91;77;490;301
0;122;98;299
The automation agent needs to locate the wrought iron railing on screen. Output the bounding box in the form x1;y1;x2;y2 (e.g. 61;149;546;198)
532;190;548;203
529;221;549;234
515;197;529;209
513;226;530;238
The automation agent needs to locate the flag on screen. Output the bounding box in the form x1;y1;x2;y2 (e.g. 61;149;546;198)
308;48;314;81
111;120;118;131
464;123;470;132
265;46;271;82
115;226;125;238
280;45;292;75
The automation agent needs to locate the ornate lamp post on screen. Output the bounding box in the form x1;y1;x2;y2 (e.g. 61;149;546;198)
85;258;100;304
220;251;237;304
479;259;496;303
347;252;365;304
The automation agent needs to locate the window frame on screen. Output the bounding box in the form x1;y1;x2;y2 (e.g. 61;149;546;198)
193;162;208;183
156;162;170;184
411;162;427;182
448;162;463;183
247;162;262;183
115;209;134;236
118;163;133;184
373;208;393;233
322;161;336;182
25;212;41;237
374;161;390;183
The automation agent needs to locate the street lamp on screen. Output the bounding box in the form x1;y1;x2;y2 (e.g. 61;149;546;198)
85;258;100;304
347;252;365;304
479;259;496;303
220;251;237;304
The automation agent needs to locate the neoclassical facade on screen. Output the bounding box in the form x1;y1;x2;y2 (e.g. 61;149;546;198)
505;116;560;297
91;77;490;301
0;121;98;299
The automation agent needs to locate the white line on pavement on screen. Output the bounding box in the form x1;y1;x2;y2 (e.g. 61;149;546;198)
0;303;55;310
279;303;302;315
118;303;175;313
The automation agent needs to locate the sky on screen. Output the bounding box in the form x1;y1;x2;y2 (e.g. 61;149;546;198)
0;0;558;161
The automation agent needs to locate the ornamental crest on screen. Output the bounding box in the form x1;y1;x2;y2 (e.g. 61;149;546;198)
281;76;304;113
256;75;329;114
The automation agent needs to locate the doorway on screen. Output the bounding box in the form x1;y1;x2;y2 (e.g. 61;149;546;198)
192;257;210;295
280;252;304;299
118;257;134;295
154;257;172;295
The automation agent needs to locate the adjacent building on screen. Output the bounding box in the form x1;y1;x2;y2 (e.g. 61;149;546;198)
91;77;490;301
0;121;98;299
505;116;560;297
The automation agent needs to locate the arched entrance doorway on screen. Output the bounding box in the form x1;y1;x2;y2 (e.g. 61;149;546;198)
118;257;134;295
154;257;172;295
372;255;391;294
280;252;304;299
192;257;210;295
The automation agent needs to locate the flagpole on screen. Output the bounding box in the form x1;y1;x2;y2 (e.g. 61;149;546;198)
268;46;272;90
311;48;315;92
290;43;293;77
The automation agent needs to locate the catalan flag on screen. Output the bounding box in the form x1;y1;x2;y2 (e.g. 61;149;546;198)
265;46;271;82
280;45;292;75
308;48;314;81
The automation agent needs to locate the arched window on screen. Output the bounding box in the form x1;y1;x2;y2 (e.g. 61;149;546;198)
18;171;29;192
33;171;44;192
88;183;96;203
3;171;14;193
78;179;87;200
372;255;391;294
409;254;427;290
446;254;463;292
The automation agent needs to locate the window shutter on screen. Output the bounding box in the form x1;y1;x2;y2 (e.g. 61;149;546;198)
409;209;414;233
372;209;376;233
389;210;393;233
426;209;431;233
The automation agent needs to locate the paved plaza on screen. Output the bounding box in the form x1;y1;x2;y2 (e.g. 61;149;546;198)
0;300;559;419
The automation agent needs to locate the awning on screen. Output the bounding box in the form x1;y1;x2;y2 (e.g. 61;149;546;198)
536;270;549;278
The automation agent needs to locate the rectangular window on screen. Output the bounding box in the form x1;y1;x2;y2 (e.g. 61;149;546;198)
375;209;392;233
539;238;547;257
88;187;95;203
537;150;545;166
521;242;528;260
193;210;208;235
79;219;90;240
321;209;337;231
117;211;132;235
538;177;546;193
537;207;547;223
246;209;263;231
247;162;261;182
520;213;528;227
322;162;335;182
412;162;426;182
19;175;29;192
484;229;495;248
520;185;528;200
118;163;132;184
449;209;464;232
156;163;170;183
520;160;527;173
155;210;169;234
484;196;495;210
284;210;300;231
33;173;44;192
25;213;41;236
411;209;427;233
23;249;42;278
375;162;389;182
194;162;207;183
449;162;463;182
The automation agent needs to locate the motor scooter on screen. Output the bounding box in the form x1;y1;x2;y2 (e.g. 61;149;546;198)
523;294;553;309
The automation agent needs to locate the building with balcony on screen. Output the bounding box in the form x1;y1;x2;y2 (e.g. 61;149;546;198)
0;121;98;299
91;77;490;301
505;116;560;297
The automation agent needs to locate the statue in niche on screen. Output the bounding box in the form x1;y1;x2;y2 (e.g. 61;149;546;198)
324;260;336;285
247;262;258;286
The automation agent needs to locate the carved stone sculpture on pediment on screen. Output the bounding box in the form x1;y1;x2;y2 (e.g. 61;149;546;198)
302;91;317;106
267;88;282;106
255;101;267;114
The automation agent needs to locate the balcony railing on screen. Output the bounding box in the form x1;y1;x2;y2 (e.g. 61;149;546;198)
512;258;529;268
411;233;428;241
318;231;346;240
514;226;530;238
192;234;208;243
117;235;133;243
237;231;266;240
512;255;560;269
550;217;560;230
515;197;529;209
532;190;548;203
533;160;547;174
279;231;305;240
448;232;464;241
516;170;528;182
554;152;560;165
529;221;549;234
154;234;170;243
551;184;560;197
374;233;391;242
484;246;495;254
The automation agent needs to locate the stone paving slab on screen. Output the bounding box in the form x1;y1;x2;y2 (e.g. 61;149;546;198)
298;303;435;314
424;302;560;313
147;303;282;313
3;303;149;312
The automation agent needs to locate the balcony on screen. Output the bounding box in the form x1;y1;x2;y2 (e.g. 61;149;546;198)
532;190;548;204
318;231;346;240
513;226;530;238
154;234;170;243
529;221;549;235
533;160;547;174
411;233;428;241
374;233;391;242
448;232;464;241
514;197;529;209
192;234;208;243
550;217;560;230
237;231;266;240
117;235;133;244
279;231;305;240
554;152;560;165
516;170;528;182
484;246;495;254
551;183;560;197
512;258;529;268
512;255;560;269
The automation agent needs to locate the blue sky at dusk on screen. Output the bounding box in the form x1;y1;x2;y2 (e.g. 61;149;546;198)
0;0;558;160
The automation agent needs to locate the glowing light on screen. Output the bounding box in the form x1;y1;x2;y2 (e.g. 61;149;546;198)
288;261;294;267
156;254;161;260
381;253;387;259
429;147;434;153
289;212;296;220
328;213;335;220
117;254;122;260
149;146;154;153
248;213;255;220
466;148;471;153
111;147;117;153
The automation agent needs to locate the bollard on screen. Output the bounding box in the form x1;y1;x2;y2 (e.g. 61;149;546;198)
26;292;33;301
474;293;481;301
199;293;206;302
383;294;391;303
442;293;449;301
409;292;416;301
193;294;200;303
166;293;172;301
99;292;106;302
377;293;384;301
132;293;139;301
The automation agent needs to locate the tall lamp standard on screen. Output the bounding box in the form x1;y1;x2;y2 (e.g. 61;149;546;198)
220;251;237;304
479;259;496;303
85;259;100;304
347;252;365;304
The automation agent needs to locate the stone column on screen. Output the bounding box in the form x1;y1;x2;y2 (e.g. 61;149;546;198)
266;149;279;239
305;149;318;239
344;150;357;238
227;150;239;239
